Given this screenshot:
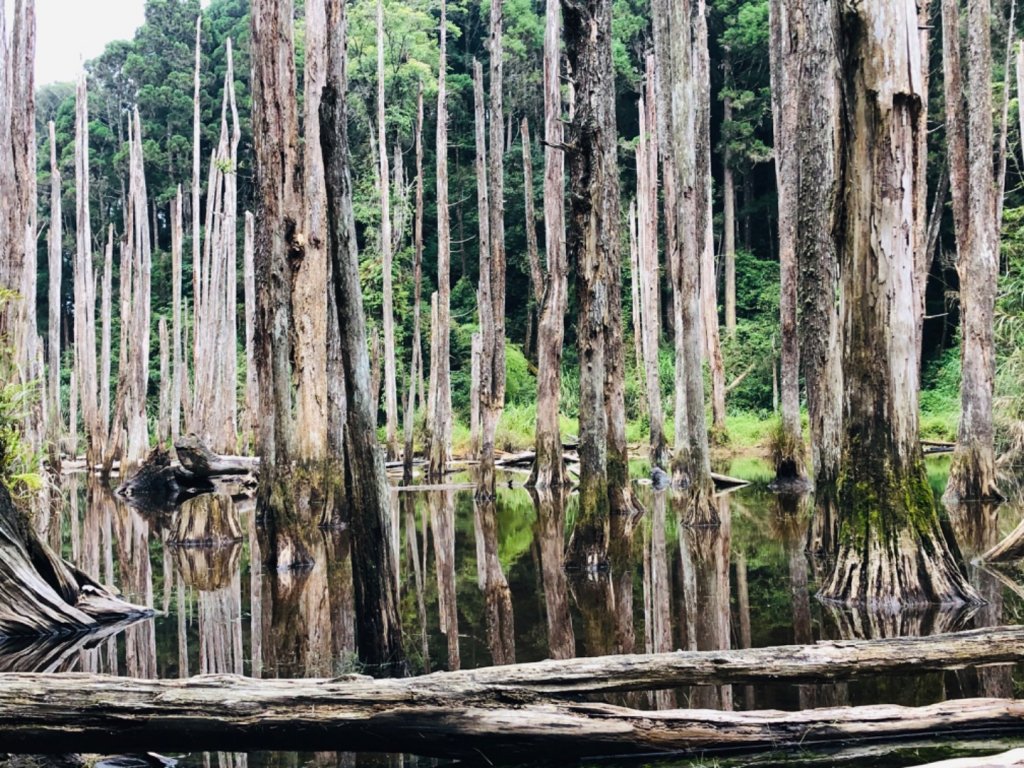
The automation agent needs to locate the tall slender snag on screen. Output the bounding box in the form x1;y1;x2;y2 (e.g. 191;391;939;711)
46;120;62;466
403;84;426;480
528;0;568;490
322;0;404;671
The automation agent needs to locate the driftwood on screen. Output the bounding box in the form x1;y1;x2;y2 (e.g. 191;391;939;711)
0;675;1021;759
174;435;258;477
0;484;150;638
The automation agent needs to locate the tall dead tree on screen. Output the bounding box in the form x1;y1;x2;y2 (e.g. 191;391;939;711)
478;0;508;492
528;0;569;490
793;0;842;552
427;0;453;478
472;60;495;474
563;0;637;567
242;211;258;452
522;118;541;359
769;0;806;484
403;84;426;480
722;54;737;337
191;15;201;382
651;0;718;523
376;0;400;460
321;0;405;672
818;0;981;606
192;42;241;454
100;226;112;448
942;0;1002;503
46;121;62;466
171;187;183;444
73;73;101;463
637;74;667;470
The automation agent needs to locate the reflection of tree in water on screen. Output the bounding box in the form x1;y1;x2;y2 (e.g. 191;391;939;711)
403;492;430;672
473;492;515;665
643;490;674;709
947;501;1013;699
110;489;157;679
429;489;460;670
676;492;732;710
530;486;574;660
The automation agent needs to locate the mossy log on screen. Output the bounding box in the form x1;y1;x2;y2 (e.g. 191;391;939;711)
167;493;243;547
0;485;150;638
0;676;1022;759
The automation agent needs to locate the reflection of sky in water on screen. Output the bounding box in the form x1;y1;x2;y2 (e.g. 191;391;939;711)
12;461;1024;766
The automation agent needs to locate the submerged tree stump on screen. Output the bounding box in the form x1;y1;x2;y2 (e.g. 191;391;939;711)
168;493;243;547
0;484;150;638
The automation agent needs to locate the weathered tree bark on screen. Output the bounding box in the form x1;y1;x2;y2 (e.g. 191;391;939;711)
427;0;452;478
171;187;183;446
321;0;404;673
251;0;301;468
191;14;202;347
637;75;667;470
73;72;101;465
295;0;329;462
242;211;257;452
942;0;1002;503
722;54;737;337
46;120;62;469
769;0;806;484
818;0;980;607
793;0;842;549
470;331;482;459
564;0;638;564
652;0;717;521
527;0;569;490
403;85;426;480
100;226;112;448
0;483;150;638
157;318;170;445
472;59;496;481
629;200;646;410
375;0;400;461
522;117;542;361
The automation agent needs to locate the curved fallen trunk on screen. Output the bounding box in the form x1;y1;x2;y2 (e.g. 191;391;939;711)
0;485;150;638
0;676;1020;760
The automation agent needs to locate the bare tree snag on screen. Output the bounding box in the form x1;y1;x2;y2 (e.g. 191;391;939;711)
528;0;569;490
793;0;842;551
637;77;667;469
100;226;112;448
522;117;541;359
427;0;452;478
46;120;62;468
563;0;617;566
242;211;257;452
942;0;1002;503
652;0;717;522
373;0;400;461
321;0;404;672
819;0;981;607
723;54;737;337
403;83;426;481
73;71;101;465
158;318;170;446
191;15;201;324
171;188;184;446
769;0;806;484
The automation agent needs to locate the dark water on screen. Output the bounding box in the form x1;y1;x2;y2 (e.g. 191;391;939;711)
10;457;1024;767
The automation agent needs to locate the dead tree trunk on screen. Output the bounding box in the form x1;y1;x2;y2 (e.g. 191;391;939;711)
321;0;405;673
563;0;619;566
522;118;541;360
100;226;112;447
652;0;718;522
171;187;183;446
794;0;842;550
637;75;667;470
376;0;400;461
528;0;569;490
722;53;737;337
46;120;62;468
73;72;100;465
480;0;508;494
818;0;981;607
427;0;452;478
295;0;329;462
158;318;170;445
943;0;1002;503
769;0;806;484
403;83;426;481
242;211;257;452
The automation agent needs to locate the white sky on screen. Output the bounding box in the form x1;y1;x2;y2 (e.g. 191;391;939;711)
33;0;147;86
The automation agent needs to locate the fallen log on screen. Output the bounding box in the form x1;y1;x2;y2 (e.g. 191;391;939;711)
0;676;1021;759
173;435;258;477
912;749;1024;767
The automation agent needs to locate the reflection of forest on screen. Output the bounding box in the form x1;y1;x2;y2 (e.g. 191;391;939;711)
9;471;1023;755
